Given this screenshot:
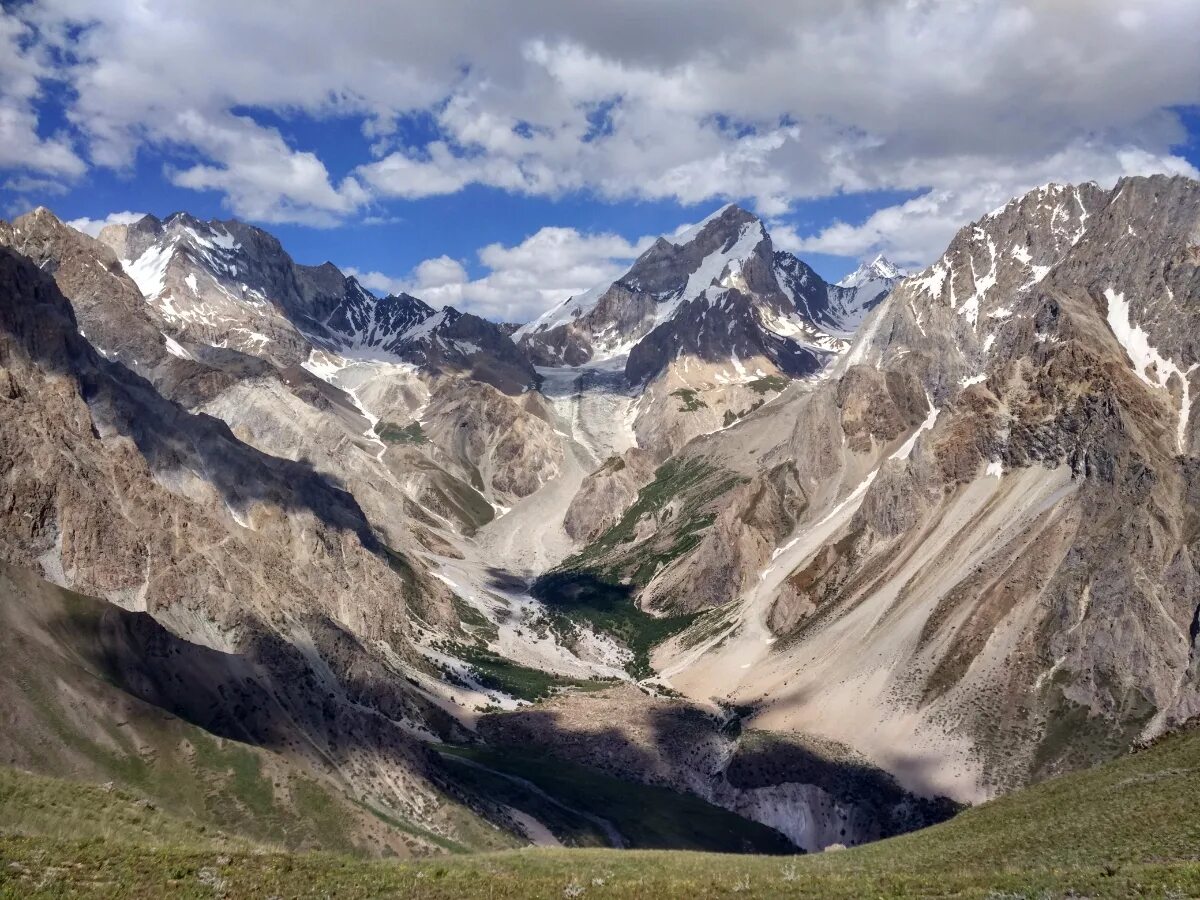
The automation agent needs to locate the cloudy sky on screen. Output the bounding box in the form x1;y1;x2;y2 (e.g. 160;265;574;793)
3;1;1199;322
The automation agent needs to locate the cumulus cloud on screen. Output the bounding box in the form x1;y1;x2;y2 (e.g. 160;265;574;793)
65;210;147;237
791;144;1200;266
165;112;368;225
349;226;654;322
3;0;1200;243
0;12;84;179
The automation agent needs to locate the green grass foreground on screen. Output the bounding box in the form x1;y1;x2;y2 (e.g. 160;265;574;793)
4;724;1200;897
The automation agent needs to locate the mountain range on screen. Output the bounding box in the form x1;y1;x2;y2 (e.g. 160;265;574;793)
0;174;1197;862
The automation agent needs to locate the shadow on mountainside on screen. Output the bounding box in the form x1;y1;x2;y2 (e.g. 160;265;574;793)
0;246;385;554
2;561;456;786
474;693;959;853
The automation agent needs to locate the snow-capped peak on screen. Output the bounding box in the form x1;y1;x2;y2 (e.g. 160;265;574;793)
837;254;907;287
515;204;764;343
669;202;740;245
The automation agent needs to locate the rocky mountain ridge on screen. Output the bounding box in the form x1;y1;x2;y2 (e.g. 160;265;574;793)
5;176;1197;857
550;175;1200;802
97;211;537;393
515;204;904;385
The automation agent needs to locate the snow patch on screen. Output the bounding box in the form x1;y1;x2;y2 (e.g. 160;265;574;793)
1103;288;1196;452
912;262;949;300
890;395;940;461
121;242;174;299
162;333;194;361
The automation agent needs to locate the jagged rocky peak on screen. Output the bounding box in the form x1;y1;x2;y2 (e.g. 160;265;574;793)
516;202;875;385
838;253;907;287
90;209;537;393
857;180;1113;381
623;203;768;295
91;210;331;366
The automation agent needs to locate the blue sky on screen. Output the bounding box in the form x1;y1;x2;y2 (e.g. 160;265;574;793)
3;2;1200;322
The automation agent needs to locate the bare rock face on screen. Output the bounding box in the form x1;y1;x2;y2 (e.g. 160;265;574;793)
97;213;317;367
563;448;658;541
0;244;484;835
420;377;564;500
0;209;273;409
569;176;1200;801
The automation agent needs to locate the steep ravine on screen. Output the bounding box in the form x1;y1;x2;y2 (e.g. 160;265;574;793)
424;359;951;851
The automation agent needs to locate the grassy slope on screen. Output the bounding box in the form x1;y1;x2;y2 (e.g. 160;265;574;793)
436;746;795;854
0;562;511;859
3;725;1200;897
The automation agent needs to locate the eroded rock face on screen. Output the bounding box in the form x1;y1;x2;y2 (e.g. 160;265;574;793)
564;449;658;542
573;177;1200;800
0;244;478;832
421;378;564;500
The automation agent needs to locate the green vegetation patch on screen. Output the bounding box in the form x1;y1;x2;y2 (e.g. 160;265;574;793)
437;640;614;702
434;753;612;849
451;596;500;643
747;375;790;394
1030;676;1157;783
530;572;698;679
723;398;765;427
669;388;708;411
570;457;738;571
373;420;427;444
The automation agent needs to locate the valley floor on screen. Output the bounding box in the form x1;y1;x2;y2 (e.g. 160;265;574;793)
5;722;1200;897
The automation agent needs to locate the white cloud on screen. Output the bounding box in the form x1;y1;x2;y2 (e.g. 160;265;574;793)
346;256;469;298
0;11;85;179
66;210;147;238
4;0;1200;235
348;226;653;322
4;175;70;197
792;143;1200;265
165;111;368;225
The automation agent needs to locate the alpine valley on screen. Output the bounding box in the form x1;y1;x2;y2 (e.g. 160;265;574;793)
3;175;1200;888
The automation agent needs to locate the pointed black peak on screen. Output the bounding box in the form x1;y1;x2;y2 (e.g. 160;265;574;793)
129;213;164;233
163;211;206;229
380;292;435;316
